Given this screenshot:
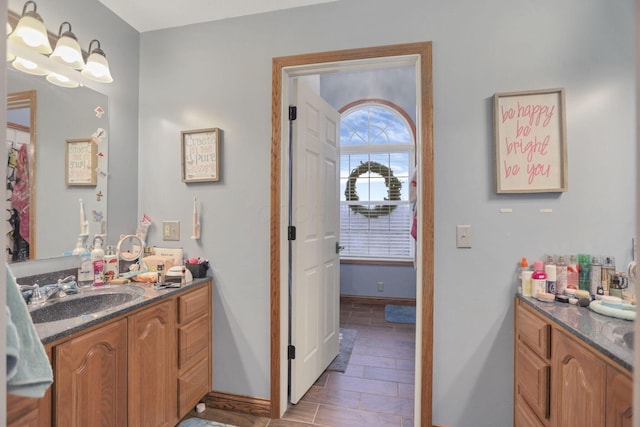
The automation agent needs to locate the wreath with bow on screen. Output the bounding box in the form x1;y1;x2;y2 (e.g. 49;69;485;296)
344;161;401;218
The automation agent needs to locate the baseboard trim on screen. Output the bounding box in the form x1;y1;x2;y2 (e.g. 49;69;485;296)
340;294;416;306
203;391;271;418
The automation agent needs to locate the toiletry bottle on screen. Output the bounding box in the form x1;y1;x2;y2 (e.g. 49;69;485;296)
590;256;602;298
78;252;93;287
555;256;568;296
544;256;556;295
103;245;119;283
91;236;105;287
156;264;165;284
601;256;615;296
577;254;591;292
566;255;579;292
519;257;533;297
532;260;547;297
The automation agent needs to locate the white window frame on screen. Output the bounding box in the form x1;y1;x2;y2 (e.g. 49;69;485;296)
339;102;416;262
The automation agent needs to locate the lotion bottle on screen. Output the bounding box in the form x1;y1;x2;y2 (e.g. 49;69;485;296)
544;256;556;295
532;260;547;297
91;236;105;287
78;252;93;287
518;257;532;296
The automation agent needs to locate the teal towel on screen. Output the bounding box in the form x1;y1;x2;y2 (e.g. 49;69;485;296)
6;307;19;379
6;267;53;397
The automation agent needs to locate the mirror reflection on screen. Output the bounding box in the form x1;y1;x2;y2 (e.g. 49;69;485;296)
6;89;35;261
6;67;109;261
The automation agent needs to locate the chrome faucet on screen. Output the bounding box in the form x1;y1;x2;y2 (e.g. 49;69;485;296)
20;276;79;304
46;275;79;300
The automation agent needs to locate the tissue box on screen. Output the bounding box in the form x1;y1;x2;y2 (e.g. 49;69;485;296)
185;263;208;278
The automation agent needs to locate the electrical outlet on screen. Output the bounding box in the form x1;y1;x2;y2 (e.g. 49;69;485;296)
162;221;180;241
377;282;384;292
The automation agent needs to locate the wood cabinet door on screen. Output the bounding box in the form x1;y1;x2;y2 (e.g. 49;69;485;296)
55;319;128;427
552;329;606;427
606;366;632;427
128;299;177;427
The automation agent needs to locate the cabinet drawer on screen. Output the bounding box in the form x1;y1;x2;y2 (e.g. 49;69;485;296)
179;356;210;418
515;342;550;421
517;303;550;359
179;285;209;324
179;314;210;368
515;395;546;427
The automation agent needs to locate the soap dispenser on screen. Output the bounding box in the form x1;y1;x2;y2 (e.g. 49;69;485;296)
91;236;105;286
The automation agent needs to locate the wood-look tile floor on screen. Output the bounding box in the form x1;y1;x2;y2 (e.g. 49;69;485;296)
185;301;416;427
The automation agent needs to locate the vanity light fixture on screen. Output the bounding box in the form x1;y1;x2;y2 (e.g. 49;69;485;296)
49;22;84;70
46;72;79;88
8;0;52;55
7;2;115;88
12;56;48;76
81;39;113;83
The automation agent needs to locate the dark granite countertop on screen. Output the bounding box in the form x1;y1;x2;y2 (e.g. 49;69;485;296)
517;294;634;372
31;278;211;345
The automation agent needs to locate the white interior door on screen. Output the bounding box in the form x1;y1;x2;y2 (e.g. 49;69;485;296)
289;79;340;404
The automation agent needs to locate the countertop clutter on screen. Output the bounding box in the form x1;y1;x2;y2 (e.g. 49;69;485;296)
31;278;210;344
516;294;633;371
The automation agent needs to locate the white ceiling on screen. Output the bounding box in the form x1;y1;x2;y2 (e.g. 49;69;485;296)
98;0;339;33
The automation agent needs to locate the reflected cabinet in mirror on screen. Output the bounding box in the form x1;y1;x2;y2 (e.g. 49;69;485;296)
7;68;109;262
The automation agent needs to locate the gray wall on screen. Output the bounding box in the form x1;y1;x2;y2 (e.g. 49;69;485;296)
138;1;636;426
341;263;416;298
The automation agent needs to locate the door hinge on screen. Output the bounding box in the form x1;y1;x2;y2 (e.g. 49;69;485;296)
289;105;297;121
288;345;296;360
288;225;296;241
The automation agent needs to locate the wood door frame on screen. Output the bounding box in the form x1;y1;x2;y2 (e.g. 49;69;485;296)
270;42;434;426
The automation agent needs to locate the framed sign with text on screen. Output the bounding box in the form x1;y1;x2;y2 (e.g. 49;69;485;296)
65;138;97;186
181;128;220;183
493;88;567;193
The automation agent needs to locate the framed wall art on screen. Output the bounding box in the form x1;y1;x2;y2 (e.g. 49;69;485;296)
181;128;220;183
65;138;98;186
493;88;567;193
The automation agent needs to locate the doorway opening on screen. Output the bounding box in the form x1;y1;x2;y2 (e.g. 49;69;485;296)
270;42;434;426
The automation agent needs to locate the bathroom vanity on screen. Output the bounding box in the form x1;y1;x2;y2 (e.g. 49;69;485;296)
7;278;212;427
514;296;633;427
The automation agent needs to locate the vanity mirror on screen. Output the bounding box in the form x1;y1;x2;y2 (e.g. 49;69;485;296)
6;66;109;261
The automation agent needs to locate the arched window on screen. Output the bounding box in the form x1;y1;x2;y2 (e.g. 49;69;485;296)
339;101;415;261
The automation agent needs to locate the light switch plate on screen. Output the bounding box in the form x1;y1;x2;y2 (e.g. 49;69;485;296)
456;224;472;248
162;221;180;241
